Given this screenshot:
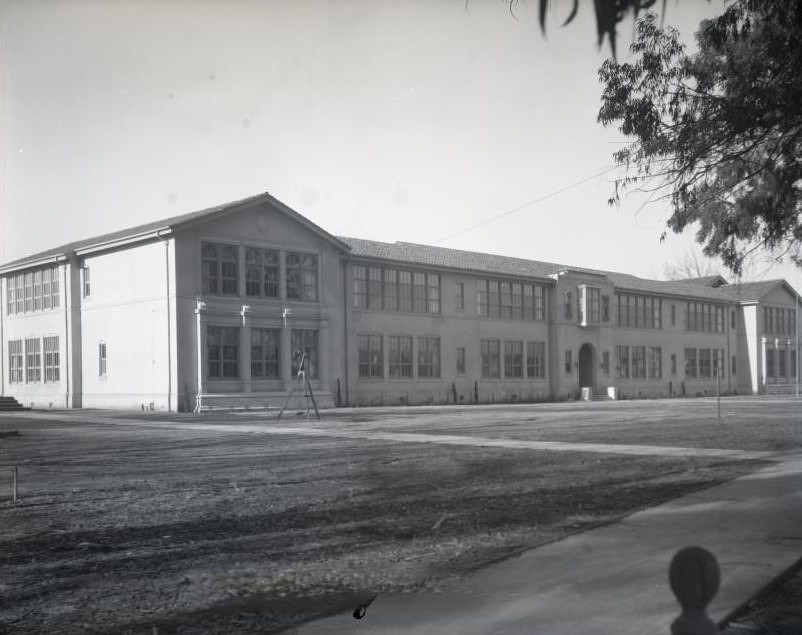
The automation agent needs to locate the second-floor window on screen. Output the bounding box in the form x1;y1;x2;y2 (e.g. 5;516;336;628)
202;243;239;295
245;248;279;298
286;253;318;302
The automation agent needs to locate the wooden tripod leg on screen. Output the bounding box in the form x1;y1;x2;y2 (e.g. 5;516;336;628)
277;388;296;421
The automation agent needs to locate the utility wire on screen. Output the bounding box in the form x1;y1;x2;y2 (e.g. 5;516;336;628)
433;166;618;245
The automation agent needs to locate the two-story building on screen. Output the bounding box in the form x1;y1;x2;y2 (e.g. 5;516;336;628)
1;192;799;411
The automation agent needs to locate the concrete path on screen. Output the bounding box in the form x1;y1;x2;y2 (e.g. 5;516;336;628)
287;455;802;635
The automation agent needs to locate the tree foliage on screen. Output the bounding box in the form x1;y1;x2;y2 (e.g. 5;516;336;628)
598;0;802;275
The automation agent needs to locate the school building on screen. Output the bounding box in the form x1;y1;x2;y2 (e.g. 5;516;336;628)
1;192;799;412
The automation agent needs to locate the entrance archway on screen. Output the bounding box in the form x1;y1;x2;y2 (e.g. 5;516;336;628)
578;343;595;390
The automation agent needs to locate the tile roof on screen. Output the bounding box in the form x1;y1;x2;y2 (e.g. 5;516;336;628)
1;192;348;271
713;279;791;302
338;237;737;301
675;275;728;287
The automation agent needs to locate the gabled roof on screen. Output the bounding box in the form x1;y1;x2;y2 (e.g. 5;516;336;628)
715;279;801;303
0;192;349;273
676;275;729;288
339;237;737;301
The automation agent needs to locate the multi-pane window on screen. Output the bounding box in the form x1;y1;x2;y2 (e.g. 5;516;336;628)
43;336;60;383
763;306;796;335
15;274;23;313
202;243;239;295
503;341;523;378
82;266;91;298
245;248;279;298
766;348;776;379
631;346;646;379
671;354;677;375
455;282;464;311
527;341;546;379
286;252;318;301
481;339;500;378
251;328;280;379
685;348;697;378
602;350;610;375
601;295;610;322
25;338;41;383
616;293;662;329
685;302;725;333
358;335;383;378
564;291;573;320
564;350;573;374
354;265;439;313
476;279;546;321
389;335;413;378
699;348;712;378
587;287;601;323
207;326;238;379
616;345;629;378
24;272;33;312
291;329;318;379
671;304;676;326
8;340;23;384
417;337;440;378
33;270;42;311
98;342;107;377
648;347;662;379
715;349;725;378
731;355;737;375
456;347;466;375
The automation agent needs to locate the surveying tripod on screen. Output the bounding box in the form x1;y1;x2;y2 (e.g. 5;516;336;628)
277;351;320;421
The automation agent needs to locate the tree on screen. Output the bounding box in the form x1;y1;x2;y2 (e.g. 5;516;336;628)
597;0;802;275
664;248;721;281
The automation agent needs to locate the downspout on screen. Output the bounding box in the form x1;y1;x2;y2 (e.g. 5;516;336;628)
158;231;173;412
342;258;349;406
63;259;71;408
1;277;5;397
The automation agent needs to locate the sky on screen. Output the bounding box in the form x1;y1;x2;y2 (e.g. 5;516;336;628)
2;0;800;292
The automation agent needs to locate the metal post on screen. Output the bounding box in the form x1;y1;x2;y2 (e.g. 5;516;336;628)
717;369;721;420
194;299;206;414
11;467;18;503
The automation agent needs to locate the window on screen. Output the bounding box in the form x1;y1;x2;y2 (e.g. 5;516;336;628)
291;329;318;379
389;336;413;378
33;270;42;311
455;283;464;311
631;346;646;379
564;350;573;374
24;272;33;312
616;345;629;379
504;341;523;378
245;248;279;298
527;341;546;379
8;340;23;384
358;335;383;378
601;350;610;376
511;283;522;319
778;347;787;379
686;301;724;333
791;349;797;379
481;339;500;378
286;252;318;302
417;337;440;378
685;348;697;378
25;338;41;383
602;295;610;322
383;269;398;311
488;281;500;318
766;348;775;379
731;355;737;375
368;267;383;309
427;273;440;314
564;291;573;320
588;287;601;323
43;336;60;383
15;274;23;313
671;354;677;376
202;243;239;295
731;310;736;330
398;271;412;312
617;293;662;329
715;349;725;378
456;347;466;375
5;277;13;316
671;304;676;326
413;272;427;313
477;280;488;317
98;342;107;378
699;349;712;378
648;347;662;379
83;266;91;298
42;269;51;310
251;328;280;379
353;265;367;307
50;268;60;309
500;282;512;319
207;326;239;379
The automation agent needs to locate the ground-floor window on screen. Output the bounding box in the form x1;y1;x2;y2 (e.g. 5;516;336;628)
292;329;318;379
25;338;41;383
631;346;646;379
778;347;787;378
699;349;712;378
8;340;23;384
43;336;60;383
504;341;523;378
358;334;383;378
251;328;280;379
791;350;797;378
417;336;440;378
564;350;572;374
648;347;661;379
616;345;629;378
527;341;546;379
481;339;500;379
389;335;413;378
731;355;737;375
456;347;466;376
207;326;239;379
714;349;725;378
766;349;775;380
671;353;677;376
684;348;697;378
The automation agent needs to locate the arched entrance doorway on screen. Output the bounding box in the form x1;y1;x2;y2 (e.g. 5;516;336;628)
578;343;595;390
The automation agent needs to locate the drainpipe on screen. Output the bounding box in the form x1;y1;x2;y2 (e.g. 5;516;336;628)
194;299;205;413
157;231;173;412
63;259;71;408
342;258;349;406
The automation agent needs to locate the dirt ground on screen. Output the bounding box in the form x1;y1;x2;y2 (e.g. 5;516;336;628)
0;397;797;634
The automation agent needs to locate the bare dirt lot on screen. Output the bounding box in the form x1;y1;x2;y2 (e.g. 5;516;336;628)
0;397;797;634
